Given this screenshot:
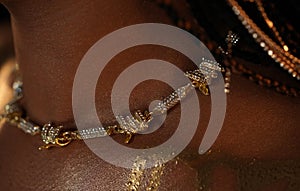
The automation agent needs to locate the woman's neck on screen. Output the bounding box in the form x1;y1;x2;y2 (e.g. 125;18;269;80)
3;0;169;124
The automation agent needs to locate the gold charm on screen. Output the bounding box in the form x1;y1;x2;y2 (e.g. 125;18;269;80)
185;58;223;95
39;123;80;150
107;110;153;143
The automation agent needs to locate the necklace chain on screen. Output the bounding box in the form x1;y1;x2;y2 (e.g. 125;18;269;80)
0;61;223;150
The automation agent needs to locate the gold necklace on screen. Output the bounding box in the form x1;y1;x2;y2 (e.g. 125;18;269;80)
1;61;222;190
0;61;223;150
227;0;300;80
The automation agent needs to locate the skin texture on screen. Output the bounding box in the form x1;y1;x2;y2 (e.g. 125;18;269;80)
0;0;300;190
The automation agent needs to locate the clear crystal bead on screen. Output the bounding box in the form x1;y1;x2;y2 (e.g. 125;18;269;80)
78;127;107;139
12;80;23;97
18;118;40;135
4;102;22;115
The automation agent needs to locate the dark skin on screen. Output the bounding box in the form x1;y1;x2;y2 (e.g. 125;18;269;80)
0;0;299;190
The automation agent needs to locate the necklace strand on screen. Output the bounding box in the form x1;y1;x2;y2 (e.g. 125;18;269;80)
227;0;300;80
252;0;289;52
155;0;300;96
